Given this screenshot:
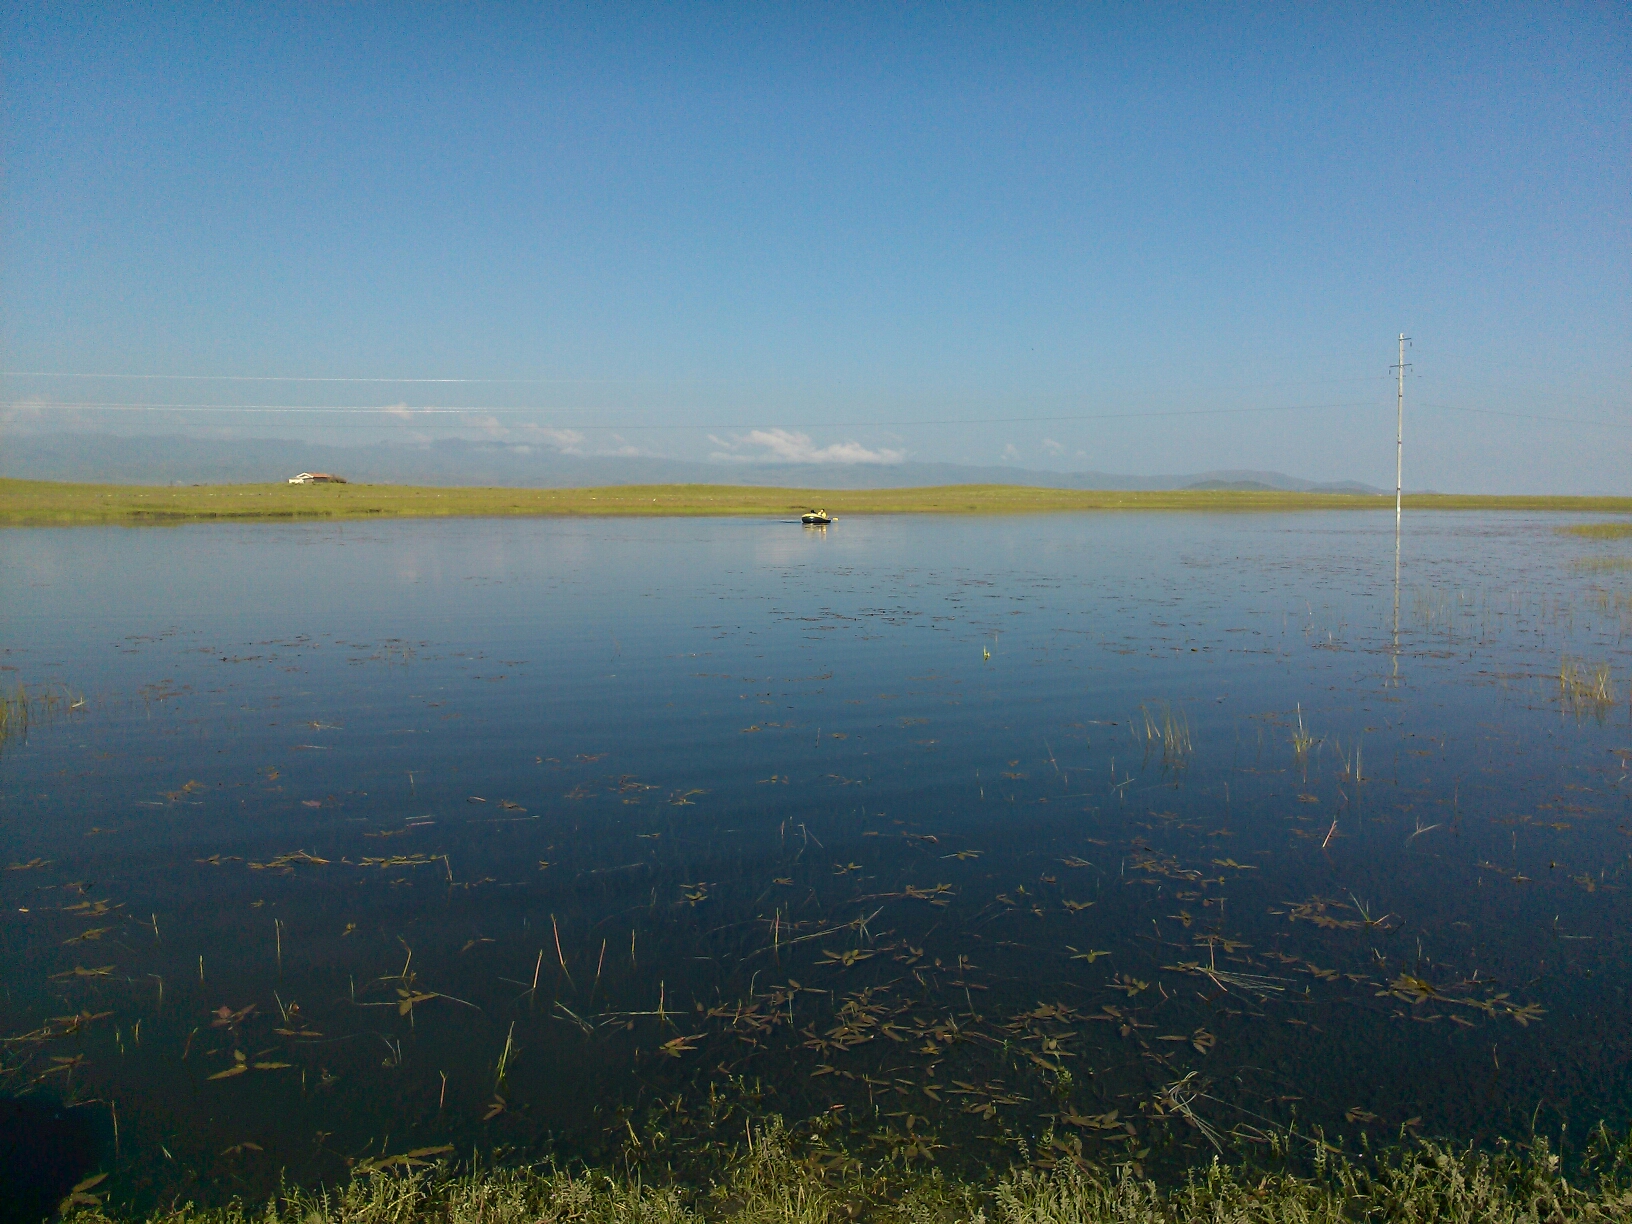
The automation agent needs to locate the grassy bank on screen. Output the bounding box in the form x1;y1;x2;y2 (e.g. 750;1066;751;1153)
55;1122;1632;1224
3;479;1632;525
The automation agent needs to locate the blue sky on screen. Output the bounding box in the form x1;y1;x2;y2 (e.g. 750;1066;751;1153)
3;4;1627;490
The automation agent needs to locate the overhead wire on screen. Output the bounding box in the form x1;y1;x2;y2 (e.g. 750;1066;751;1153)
0;369;1396;389
1416;403;1631;430
4;397;1627;431
0;371;634;385
1;400;1382;431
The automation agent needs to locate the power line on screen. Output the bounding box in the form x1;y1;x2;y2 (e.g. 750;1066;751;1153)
0;371;634;385
1;400;1380;430
0;369;1397;389
6;397;1626;430
1419;402;1632;429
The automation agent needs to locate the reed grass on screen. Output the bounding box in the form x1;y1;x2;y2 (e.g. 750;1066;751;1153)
56;1121;1632;1224
1590;589;1632;635
4;478;1631;526
1558;522;1632;540
1559;657;1617;716
1290;704;1317;766
0;681;81;752
1137;703;1191;769
0;685;22;745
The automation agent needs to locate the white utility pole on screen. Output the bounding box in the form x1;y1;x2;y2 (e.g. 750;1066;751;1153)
1392;334;1412;530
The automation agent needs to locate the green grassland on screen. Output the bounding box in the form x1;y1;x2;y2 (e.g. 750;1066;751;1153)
3;478;1631;525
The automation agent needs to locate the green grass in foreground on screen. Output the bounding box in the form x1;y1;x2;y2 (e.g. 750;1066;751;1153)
57;1122;1632;1224
3;479;1631;525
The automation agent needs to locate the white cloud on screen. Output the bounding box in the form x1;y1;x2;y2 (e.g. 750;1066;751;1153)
513;424;659;458
382;408;585;450
1001;443;1020;461
1042;438;1065;456
515;423;586;453
710;428;905;465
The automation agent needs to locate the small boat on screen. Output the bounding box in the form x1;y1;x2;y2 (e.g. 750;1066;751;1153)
801;510;832;525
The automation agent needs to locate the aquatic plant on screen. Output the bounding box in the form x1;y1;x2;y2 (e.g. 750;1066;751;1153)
1559;656;1616;717
1586;587;1632;635
1410;585;1455;634
1137;703;1191;770
0;681;82;752
1290;704;1318;767
0;683;34;746
1558;522;1632;540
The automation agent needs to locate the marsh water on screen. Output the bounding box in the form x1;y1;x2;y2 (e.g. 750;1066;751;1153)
2;511;1630;1213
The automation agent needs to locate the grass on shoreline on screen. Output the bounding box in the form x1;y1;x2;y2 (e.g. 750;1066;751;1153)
3;478;1631;526
57;1122;1632;1224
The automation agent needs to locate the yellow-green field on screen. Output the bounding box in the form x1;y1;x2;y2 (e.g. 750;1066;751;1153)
2;478;1630;525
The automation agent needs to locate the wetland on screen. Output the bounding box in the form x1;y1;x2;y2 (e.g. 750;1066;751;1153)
2;510;1630;1219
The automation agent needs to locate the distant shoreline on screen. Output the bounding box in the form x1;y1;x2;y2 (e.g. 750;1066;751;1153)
1;478;1628;525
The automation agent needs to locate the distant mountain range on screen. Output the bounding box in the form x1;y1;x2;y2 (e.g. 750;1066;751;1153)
0;432;1388;495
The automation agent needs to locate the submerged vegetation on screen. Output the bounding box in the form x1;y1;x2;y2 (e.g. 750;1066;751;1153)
55;1120;1632;1223
3;478;1632;526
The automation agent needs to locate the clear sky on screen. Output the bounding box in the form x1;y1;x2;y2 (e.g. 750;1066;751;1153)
3;4;1627;491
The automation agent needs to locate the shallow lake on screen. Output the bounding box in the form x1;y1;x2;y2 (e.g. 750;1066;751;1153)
2;511;1629;1211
